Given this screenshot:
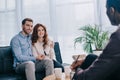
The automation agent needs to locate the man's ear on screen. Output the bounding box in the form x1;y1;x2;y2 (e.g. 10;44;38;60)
110;7;115;15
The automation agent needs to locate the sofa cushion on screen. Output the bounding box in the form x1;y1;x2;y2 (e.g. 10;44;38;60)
0;46;14;74
0;73;26;80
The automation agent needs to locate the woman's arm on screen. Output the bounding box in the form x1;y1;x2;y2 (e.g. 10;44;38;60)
45;40;56;60
32;46;38;58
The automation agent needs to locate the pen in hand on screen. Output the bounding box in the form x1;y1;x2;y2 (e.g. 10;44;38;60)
75;55;80;64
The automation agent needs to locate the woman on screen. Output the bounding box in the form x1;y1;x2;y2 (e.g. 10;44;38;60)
31;23;64;72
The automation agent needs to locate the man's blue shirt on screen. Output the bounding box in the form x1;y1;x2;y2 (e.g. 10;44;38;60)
10;32;36;68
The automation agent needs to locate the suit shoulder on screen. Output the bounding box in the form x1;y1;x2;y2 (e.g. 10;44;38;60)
111;29;120;40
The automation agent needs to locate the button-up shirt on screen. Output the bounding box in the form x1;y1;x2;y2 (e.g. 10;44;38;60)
10;31;36;68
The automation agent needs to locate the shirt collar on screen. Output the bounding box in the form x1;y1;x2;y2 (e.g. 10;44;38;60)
19;31;31;39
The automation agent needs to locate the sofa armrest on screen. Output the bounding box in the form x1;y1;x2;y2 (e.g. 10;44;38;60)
54;42;63;64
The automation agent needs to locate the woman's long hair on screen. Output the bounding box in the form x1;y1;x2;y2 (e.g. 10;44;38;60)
31;23;48;48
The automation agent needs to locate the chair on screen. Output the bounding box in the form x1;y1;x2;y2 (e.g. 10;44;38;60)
54;42;70;66
54;42;63;64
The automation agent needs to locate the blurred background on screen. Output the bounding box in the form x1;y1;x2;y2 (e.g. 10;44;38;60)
0;0;117;64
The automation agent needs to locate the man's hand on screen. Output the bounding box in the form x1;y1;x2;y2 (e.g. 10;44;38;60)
70;60;84;71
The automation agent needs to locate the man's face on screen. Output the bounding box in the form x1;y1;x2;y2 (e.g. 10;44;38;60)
22;21;33;35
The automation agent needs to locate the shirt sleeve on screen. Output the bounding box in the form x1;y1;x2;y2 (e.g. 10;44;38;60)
49;48;56;60
10;37;36;62
45;40;56;60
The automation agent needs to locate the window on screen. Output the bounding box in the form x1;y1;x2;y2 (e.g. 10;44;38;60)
0;0;17;46
23;0;51;30
0;0;113;64
55;0;95;63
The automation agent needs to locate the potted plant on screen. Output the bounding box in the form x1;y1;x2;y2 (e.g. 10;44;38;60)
74;24;109;54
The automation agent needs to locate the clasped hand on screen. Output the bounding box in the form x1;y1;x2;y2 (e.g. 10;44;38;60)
36;54;45;60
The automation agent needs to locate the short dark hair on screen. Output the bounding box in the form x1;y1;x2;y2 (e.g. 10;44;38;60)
107;0;120;13
22;18;33;25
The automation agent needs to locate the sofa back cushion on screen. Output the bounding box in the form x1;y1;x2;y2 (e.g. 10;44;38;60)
0;46;14;74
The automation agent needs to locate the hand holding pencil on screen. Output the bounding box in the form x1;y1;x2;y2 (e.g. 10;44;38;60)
70;54;86;71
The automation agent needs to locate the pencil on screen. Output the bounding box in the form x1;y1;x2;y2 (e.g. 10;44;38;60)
75;55;80;64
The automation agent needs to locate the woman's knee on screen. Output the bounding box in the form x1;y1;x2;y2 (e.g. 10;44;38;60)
80;54;98;69
86;54;98;60
43;59;53;66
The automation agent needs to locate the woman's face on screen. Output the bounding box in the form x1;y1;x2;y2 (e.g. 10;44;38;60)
37;26;45;38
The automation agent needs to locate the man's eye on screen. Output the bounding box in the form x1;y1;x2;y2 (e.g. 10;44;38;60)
26;24;29;26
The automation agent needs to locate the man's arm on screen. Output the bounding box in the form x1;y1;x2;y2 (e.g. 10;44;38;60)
11;37;36;62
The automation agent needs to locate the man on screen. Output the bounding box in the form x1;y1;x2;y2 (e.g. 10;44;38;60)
10;18;54;80
73;0;120;80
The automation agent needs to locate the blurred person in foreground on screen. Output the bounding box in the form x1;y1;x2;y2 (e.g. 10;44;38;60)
72;0;120;80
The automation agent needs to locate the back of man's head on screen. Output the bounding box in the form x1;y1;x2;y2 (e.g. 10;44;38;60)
107;0;120;13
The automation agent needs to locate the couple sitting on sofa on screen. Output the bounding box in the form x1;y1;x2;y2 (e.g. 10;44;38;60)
10;18;64;80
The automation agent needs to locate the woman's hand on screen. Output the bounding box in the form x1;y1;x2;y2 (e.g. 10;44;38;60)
50;41;54;48
36;54;45;60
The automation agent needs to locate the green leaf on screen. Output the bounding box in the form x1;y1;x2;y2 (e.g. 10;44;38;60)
74;24;109;54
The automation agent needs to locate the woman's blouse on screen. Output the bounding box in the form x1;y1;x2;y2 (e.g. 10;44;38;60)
32;40;55;60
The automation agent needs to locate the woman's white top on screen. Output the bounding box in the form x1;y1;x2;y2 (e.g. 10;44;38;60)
32;40;55;60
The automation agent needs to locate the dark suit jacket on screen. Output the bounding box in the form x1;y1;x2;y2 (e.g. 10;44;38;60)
74;28;120;80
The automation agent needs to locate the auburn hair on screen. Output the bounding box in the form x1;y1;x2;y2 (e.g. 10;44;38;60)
31;23;48;48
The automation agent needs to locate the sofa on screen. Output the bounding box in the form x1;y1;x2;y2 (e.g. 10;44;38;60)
0;42;63;80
